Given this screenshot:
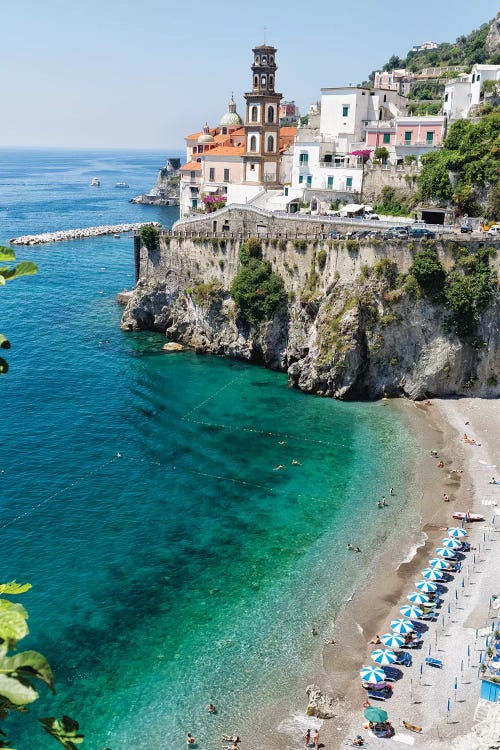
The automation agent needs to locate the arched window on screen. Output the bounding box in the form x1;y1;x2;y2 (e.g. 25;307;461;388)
255;55;260;64
267;135;274;152
267;106;274;122
270;55;274;64
269;74;274;89
251;106;258;122
261;75;267;87
250;135;257;152
261;55;267;64
253;75;258;89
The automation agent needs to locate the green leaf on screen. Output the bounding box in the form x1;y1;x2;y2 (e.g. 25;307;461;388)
0;358;8;375
0;650;55;692
0;601;28;620
0;674;38;705
0;335;10;350
0;247;15;262
0;610;29;643
0;262;38;281
0;582;32;596
39;716;85;749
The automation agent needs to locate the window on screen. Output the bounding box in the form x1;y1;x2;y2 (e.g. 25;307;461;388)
267;135;274;152
255;55;260;64
261;55;267;64
472;74;475;82
209;168;215;181
327;176;333;188
346;177;353;189
222;127;227;135
342;105;349;117
251;106;258;122
224;168;230;181
261;75;267;87
254;75;258;88
444;93;449;101
250;135;257;152
284;186;289;196
383;94;387;103
299;152;308;164
267;106;274;122
269;74;274;89
383;133;391;144
426;131;434;143
198;145;203;153
306;176;312;186
250;163;255;171
190;171;195;179
191;199;198;209
192;146;197;153
404;131;412;142
299;175;303;184
477;74;481;81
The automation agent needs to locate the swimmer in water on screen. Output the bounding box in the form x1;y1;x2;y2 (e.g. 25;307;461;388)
273;464;286;471
292;459;301;466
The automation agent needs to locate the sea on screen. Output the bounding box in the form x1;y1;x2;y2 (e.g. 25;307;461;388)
0;149;421;750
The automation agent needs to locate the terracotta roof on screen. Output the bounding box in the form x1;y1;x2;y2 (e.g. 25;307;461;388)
185;127;217;141
204;146;245;157
213;133;232;144
180;161;202;171
279;126;297;137
230;127;246;137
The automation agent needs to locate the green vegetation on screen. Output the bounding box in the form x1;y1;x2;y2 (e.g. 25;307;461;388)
373;186;414;217
418;113;500;214
293;239;307;252
409;246;446;298
374;146;389;164
346;240;360;252
1;246;38;374
317;248;327;271
190;279;223;305
374;258;399;287
0;580;84;749
139;223;160;252
230;239;286;325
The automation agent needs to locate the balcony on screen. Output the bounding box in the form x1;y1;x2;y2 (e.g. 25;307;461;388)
318;160;362;169
362;120;396;129
396;140;441;147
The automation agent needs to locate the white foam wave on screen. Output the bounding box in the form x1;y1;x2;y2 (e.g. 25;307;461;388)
396;532;428;569
277;712;322;746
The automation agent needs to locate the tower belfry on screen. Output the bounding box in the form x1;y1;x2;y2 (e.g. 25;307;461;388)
243;44;282;186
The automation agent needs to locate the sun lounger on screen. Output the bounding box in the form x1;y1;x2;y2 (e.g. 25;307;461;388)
367;687;392;701
425;657;443;668
381;666;403;681
402;637;423;649
419;609;437;621
394;651;412;666
402;720;422;733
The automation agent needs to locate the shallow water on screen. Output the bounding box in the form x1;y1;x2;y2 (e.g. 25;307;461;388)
0;149;420;749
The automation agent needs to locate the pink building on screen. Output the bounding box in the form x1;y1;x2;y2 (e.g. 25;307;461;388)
365;115;445;160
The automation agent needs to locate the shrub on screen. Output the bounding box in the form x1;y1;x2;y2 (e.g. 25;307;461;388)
403;274;421;298
192;279;223;305
374;258;398;287
374;146;389;163
346;239;360;252
410;247;445;298
360;264;371;279
293;239;308;252
278;239;288;252
487;374;498;387
139;224;160;252
317;249;328;271
230;257;287;325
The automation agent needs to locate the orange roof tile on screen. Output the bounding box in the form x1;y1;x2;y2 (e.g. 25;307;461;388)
280;126;297;137
230;127;246;137
186;131;202;141
180;161;202;171
213;133;232;144
204;146;245;157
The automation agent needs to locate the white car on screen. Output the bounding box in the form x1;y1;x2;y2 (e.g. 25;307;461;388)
487;224;500;236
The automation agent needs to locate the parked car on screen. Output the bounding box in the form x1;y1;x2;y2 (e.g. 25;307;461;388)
409;227;436;238
460;224;473;233
367;213;380;220
487;224;500;236
384;229;408;240
329;230;340;239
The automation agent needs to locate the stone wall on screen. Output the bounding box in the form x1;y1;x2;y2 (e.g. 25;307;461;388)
361;164;420;203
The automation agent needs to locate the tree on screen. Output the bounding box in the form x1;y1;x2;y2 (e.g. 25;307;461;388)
418;152;453;201
230;241;286;325
0;581;85;750
410;247;446;299
139;224;159;252
374;147;389;164
0;246;38;374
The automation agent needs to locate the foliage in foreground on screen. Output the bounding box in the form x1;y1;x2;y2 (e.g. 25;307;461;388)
0;246;38;374
0;581;85;750
139;224;160;252
230;239;286;325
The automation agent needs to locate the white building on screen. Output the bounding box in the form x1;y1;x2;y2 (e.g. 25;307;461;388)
444;63;500;120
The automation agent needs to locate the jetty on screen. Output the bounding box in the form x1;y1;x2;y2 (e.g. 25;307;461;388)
10;222;161;246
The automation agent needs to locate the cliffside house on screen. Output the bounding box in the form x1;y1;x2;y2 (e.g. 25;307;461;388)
444;63;500;120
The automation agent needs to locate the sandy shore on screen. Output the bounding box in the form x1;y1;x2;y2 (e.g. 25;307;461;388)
309;398;500;749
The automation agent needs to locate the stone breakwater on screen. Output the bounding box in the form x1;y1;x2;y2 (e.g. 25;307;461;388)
10;222;160;246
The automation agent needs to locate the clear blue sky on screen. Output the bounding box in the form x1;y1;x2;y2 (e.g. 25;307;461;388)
2;0;498;149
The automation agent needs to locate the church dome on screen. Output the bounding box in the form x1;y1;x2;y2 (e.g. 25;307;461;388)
220;95;243;127
198;123;214;144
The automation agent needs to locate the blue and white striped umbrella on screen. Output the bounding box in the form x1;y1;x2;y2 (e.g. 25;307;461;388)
441;537;462;549
381;632;405;648
436;547;457;559
407;591;431;604
360;665;386;683
372;648;397;666
416;580;438;593
400;604;423;618
429;558;450;570
390;618;414;634
421;567;445;581
448;527;467;538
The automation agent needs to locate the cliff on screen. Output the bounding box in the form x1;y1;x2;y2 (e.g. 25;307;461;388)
131;162;180;206
121;209;500;400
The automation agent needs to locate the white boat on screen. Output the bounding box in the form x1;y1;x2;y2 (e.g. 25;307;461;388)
115;182;129;188
114;234;121;239
90;177;100;186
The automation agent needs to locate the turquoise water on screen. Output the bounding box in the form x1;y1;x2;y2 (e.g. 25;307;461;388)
0;150;420;750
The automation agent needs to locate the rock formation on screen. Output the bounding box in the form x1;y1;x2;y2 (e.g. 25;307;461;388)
305;684;338;719
486;12;500;57
131;159;180;206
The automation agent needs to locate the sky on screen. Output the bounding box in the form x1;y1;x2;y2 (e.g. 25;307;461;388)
1;0;498;150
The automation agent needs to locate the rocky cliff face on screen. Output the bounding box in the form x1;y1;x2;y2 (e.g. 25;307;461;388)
121;236;500;400
486;12;500;56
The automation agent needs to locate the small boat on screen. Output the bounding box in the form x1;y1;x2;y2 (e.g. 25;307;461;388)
115;182;129;188
90;177;100;186
452;512;485;522
114;234;121;239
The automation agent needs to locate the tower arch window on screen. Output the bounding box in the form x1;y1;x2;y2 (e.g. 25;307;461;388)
269;74;274;89
267;135;274;152
261;75;267;87
270;55;274;63
267;106;274;122
250;135;257;152
261;55;267;64
251;106;258;122
253;75;258;89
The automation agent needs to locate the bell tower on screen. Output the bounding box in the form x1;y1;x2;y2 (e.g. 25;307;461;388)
243;45;282;186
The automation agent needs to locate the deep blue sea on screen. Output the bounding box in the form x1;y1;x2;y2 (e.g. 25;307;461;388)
0;149;420;750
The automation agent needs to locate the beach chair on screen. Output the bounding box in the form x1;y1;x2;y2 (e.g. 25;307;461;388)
402;720;422;733
394;650;412;666
403;637;423;649
381;666;402;681
425;656;443;668
419;609;437;621
367;687;391;701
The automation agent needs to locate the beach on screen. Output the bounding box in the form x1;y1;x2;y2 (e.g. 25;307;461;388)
303;398;500;750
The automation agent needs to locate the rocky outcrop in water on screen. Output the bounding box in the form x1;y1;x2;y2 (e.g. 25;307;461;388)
130;161;180;206
11;223;160;246
305;685;338;719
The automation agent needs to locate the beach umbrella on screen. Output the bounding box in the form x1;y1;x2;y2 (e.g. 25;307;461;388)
448;527;467;538
441;538;462;550
372;648;397;666
407;591;431;604
360;666;386;683
381;632;404;648
390;618;414;634
400;604;423;618
422;567;445;581
364;706;388;723
436;548;457;559
416;580;438;593
429;558;450;570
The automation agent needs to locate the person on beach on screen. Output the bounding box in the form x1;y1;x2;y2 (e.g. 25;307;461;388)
443;493;449;502
354;546;361;552
381;497;387;507
369;634;381;644
313;729;320;748
324;637;336;645
187;734;196;745
431;450;438;457
208;703;216;713
390;488;394;496
489;477;497;484
377;500;382;509
437;460;444;468
305;729;311;746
